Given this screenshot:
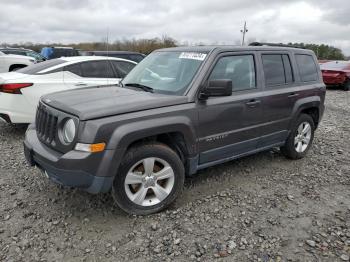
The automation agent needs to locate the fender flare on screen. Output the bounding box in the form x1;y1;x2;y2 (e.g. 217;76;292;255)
289;96;321;129
107;115;197;154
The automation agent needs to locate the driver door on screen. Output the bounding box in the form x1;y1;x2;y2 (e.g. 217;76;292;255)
197;52;264;164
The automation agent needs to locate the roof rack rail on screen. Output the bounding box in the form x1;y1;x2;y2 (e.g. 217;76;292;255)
249;42;305;49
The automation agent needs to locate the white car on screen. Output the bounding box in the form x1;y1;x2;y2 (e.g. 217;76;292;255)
0;56;137;124
0;51;36;73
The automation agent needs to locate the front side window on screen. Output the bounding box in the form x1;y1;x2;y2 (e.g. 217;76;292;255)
111;61;136;78
209;55;256;91
65;63;82;76
296;54;318;82
129;54;145;62
122;51;207;95
80;61;114;78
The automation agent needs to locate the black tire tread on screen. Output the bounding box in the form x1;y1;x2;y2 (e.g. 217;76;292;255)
281;114;315;160
112;142;185;215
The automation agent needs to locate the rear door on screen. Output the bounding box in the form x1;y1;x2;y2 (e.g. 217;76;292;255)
197;52;265;164
63;60;116;88
258;52;321;148
257;52;298;147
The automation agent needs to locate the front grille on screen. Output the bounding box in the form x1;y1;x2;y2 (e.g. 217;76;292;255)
36;103;58;144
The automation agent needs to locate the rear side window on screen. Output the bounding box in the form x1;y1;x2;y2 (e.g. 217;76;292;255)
111;61;136;78
80;61;115;78
65;63;82;76
295;54;318;82
209;55;256;91
262;54;294;86
16;59;66;75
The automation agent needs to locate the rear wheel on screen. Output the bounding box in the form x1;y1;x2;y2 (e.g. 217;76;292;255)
281;114;315;159
112;143;185;215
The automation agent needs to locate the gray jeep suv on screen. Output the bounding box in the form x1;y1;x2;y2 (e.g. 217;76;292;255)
24;46;326;215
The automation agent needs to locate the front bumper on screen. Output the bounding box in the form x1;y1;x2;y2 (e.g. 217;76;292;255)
24;125;115;194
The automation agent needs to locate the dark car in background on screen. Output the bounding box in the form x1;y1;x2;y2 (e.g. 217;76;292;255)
320;60;350;91
41;47;80;60
88;51;146;63
0;47;46;62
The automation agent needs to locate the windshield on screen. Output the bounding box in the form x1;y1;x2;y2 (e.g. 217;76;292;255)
26;51;45;61
17;59;65;74
122;51;207;95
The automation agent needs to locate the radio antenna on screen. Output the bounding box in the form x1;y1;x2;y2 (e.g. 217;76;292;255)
106;27;109;55
240;21;248;46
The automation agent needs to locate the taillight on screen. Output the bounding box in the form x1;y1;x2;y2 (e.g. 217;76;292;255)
0;83;33;94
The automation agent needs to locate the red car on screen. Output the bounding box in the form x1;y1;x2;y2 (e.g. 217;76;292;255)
320;61;350;91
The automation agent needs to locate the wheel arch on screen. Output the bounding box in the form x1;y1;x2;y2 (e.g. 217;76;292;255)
105;116;197;177
291;96;321;129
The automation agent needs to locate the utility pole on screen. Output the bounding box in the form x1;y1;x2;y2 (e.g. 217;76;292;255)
240;21;248;46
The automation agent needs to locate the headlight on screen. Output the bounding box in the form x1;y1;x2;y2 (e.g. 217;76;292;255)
62;119;76;144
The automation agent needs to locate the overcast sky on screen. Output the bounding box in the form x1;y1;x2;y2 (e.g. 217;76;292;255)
1;0;349;55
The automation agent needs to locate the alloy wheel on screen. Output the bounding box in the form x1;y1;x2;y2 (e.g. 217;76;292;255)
124;157;175;206
294;121;312;153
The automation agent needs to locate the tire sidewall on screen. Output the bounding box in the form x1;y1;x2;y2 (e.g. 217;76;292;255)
285;114;315;159
112;143;185;215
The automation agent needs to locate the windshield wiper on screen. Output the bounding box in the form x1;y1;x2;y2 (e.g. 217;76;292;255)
125;83;154;93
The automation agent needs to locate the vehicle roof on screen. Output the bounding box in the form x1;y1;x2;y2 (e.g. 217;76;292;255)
158;45;315;54
52;46;75;49
91;50;145;55
60;56;137;63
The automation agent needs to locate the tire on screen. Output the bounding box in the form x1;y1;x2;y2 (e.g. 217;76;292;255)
281;114;315;160
343;80;350;91
112;142;185;215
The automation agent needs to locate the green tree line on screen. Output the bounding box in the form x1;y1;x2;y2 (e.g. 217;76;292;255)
1;37;346;60
287;43;345;60
1;36;177;55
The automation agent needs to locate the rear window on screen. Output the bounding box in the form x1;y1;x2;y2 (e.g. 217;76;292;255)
296;54;318;82
2;50;26;56
16;59;65;75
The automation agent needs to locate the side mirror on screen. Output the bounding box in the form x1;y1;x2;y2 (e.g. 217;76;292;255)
199;79;232;99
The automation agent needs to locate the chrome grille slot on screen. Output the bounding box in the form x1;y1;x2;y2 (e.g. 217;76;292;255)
36;103;58;145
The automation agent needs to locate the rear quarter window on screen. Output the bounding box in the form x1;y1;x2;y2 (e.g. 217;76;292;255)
16;59;66;75
295;54;318;82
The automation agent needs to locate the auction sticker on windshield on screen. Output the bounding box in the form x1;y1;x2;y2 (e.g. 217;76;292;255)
179;52;207;61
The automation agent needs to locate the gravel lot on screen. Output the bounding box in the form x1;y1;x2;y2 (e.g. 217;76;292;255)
0;89;349;262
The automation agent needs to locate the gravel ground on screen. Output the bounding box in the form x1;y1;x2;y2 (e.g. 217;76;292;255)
0;89;349;262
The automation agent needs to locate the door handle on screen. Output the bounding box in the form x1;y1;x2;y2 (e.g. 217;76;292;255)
245;99;261;107
288;93;299;98
75;82;87;86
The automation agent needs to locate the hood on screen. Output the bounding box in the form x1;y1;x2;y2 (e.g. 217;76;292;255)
42;86;189;120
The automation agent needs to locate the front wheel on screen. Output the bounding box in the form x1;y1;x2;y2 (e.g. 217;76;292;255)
281;114;315;159
112;143;185;215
